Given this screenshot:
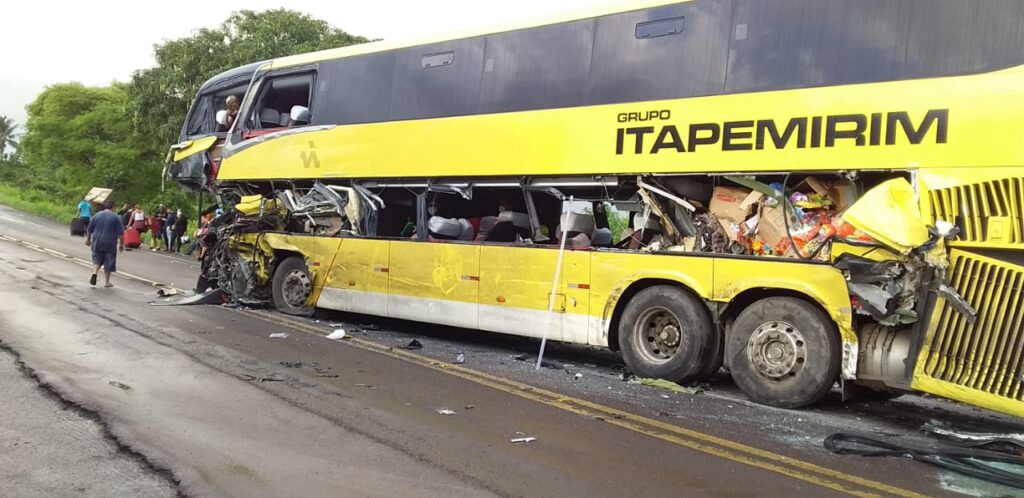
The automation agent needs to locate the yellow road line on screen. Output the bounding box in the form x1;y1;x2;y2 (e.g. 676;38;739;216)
246;309;925;498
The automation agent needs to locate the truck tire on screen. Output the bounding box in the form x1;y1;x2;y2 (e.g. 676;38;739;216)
272;256;314;316
727;297;840;408
618;285;713;383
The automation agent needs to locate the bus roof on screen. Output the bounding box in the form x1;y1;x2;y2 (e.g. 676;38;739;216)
196;61;265;95
269;0;683;70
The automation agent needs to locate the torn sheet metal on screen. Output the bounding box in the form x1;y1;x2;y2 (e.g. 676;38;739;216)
280;182;361;236
842;178;929;254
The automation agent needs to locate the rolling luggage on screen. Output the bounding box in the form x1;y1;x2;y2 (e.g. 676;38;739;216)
124;227;142;249
70;217;87;236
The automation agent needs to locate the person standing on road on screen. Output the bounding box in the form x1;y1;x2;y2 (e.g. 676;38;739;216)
163;208;177;252
76;197;92;224
84;200;124;288
170;210;188;253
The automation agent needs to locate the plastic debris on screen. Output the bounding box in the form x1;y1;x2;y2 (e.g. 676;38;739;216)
327;329;347;340
269;332;289;339
108;381;131;391
404;339;423;350
513;353;529;361
640;378;704;395
454;353;466;364
574;373;583;379
437;408;456;416
511;437;537;444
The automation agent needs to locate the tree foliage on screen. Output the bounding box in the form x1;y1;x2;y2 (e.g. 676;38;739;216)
4;9;368;218
19;83;153;202
0;116;17;157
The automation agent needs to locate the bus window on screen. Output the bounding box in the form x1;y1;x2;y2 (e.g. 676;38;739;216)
375;187;419;238
244;73;314;138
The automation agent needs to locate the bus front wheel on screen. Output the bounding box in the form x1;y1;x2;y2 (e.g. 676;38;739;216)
272;256;314;316
727;297;840;408
618;286;713;383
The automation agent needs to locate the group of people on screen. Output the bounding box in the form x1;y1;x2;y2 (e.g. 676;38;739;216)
112;203;189;252
75;198;192;288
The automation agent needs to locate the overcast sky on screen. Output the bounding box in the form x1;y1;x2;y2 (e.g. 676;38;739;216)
1;0;615;132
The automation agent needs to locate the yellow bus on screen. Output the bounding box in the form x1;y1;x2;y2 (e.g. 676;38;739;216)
177;0;1024;416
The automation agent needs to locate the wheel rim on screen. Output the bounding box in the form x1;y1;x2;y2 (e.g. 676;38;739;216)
281;269;312;308
631;306;683;364
746;321;807;380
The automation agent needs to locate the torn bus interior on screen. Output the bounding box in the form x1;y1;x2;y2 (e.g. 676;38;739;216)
197;172;974;331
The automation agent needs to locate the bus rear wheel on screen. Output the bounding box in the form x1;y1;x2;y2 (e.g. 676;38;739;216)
727;297;840;408
272;256;314;316
618;286;713;383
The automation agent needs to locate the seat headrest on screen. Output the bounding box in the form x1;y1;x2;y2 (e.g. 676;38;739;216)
279;113;291;126
498;211;531;232
428;216;462;239
457;219;474;240
259;108;281;127
633;212;661;231
560;212;595;235
290;105;310;124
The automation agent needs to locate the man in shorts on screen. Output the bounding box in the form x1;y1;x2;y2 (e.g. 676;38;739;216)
84;200;125;288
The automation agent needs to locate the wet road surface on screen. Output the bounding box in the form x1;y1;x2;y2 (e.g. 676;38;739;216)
1;204;1022;497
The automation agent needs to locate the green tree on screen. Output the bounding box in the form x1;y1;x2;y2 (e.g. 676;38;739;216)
0;116;17;157
128;9;369;158
19;83;154;203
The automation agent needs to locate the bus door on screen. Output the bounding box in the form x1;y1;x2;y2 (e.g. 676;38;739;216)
387;240;481;329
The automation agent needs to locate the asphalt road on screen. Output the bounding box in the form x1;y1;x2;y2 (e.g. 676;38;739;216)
1;204;1022;498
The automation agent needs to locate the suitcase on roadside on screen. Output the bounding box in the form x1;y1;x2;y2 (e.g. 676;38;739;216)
70;217;86;236
124;227;142;249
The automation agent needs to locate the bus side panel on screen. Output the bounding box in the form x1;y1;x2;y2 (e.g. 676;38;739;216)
387;241;480;330
589;252;714;347
317;238;390;316
478;246;590;344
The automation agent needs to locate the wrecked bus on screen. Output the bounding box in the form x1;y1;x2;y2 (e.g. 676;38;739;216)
188;0;1024;416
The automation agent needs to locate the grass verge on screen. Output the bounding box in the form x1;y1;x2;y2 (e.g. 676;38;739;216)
0;184;76;225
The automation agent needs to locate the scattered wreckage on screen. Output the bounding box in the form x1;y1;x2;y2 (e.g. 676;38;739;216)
175;170;976;408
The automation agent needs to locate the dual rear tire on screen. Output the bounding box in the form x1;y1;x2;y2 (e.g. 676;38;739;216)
618;288;839;409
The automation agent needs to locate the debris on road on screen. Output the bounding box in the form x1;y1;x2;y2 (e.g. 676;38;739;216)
574;373;583;380
511;437;537;444
437;408;456;416
403;339;423;350
108;381;131;391
464;405;475;410
326;329;347;340
269;333;289;339
239;374;284;383
279;361;303;368
359;323;381;331
513;353;529;361
638;378;704;395
923;421;1024;445
453;353;465;364
155;285;179;297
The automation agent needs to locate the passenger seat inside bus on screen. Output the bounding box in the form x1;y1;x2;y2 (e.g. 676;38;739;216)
259;108;282;128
